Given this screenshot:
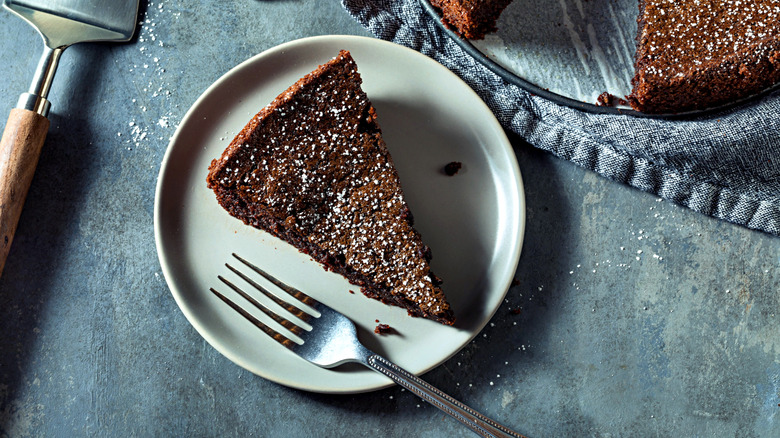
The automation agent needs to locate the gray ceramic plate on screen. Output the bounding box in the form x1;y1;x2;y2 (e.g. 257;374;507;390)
154;35;525;393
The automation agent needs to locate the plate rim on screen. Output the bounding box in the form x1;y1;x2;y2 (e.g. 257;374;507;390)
154;34;526;393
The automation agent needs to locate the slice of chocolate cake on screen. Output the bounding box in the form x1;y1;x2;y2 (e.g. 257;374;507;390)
430;0;514;39
629;0;780;113
206;50;455;325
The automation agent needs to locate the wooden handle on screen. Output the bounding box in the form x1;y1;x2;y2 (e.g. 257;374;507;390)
0;108;49;277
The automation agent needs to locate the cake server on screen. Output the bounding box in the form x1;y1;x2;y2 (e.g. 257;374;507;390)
0;0;139;276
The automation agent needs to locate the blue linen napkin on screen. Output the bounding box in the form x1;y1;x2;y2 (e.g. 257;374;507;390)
341;0;780;236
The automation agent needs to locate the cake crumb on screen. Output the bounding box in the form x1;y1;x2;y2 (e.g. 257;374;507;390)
443;161;462;176
596;92;614;107
596;92;628;107
374;323;394;335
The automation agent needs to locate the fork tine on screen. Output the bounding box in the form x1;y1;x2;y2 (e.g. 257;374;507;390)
209;287;297;349
232;253;319;309
225;263;313;324
216;274;305;336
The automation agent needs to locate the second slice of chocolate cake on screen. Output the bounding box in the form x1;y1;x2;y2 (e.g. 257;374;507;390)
430;0;515;40
206;50;455;325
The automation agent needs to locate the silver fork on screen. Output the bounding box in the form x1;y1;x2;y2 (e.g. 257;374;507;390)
211;253;525;438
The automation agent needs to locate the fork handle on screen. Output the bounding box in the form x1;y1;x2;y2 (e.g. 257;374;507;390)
365;355;525;438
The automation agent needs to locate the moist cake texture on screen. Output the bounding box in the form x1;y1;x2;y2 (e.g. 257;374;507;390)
629;0;780;113
206;50;455;325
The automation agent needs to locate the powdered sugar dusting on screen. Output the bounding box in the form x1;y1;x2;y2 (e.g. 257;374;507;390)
639;0;780;78
117;1;180;153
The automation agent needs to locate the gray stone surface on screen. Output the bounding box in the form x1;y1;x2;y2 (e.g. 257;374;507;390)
0;1;778;437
